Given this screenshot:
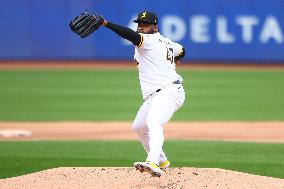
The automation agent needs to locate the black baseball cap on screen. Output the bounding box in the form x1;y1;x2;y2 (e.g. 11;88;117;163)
133;11;158;25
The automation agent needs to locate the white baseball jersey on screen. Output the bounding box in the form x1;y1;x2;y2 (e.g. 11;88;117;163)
134;32;184;99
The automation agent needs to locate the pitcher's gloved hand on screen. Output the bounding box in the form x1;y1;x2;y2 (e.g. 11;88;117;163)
69;12;104;38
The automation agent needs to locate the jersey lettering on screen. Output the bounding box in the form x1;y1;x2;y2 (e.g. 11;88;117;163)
166;47;174;64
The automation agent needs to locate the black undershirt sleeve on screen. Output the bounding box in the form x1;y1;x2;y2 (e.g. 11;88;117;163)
105;22;142;47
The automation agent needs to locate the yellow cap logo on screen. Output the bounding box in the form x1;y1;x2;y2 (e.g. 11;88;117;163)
141;12;147;18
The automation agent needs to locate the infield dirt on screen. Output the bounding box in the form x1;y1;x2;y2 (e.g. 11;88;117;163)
0;167;284;189
0;121;284;142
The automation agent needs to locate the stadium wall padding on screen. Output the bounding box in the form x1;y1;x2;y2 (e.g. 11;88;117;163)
0;0;283;62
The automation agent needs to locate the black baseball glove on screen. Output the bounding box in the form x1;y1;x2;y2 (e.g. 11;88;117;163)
69;12;104;38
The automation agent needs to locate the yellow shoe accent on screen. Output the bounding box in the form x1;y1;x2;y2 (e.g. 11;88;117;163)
144;161;162;177
146;161;159;169
159;160;170;169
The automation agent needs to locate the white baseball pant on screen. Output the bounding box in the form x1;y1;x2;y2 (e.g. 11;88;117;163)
132;83;185;165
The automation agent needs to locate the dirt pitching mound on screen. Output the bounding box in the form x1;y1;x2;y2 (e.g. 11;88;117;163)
1;167;283;189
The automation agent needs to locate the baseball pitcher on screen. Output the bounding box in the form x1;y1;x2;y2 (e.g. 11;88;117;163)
70;10;186;177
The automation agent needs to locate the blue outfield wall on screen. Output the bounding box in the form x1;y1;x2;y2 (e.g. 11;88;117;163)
0;0;283;62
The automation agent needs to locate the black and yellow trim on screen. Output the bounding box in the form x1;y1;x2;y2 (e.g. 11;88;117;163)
136;35;144;48
174;47;185;61
177;48;184;56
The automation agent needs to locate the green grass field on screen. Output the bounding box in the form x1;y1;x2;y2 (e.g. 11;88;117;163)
0;140;283;179
0;69;284;121
0;68;284;179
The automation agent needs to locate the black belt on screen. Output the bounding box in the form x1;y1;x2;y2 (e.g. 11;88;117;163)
153;80;181;94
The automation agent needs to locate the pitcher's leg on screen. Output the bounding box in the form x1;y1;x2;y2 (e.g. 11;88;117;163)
132;100;169;163
159;151;168;164
146;93;179;164
132;101;151;154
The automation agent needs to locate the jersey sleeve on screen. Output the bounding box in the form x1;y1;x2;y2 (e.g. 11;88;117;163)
136;33;155;50
172;42;184;57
